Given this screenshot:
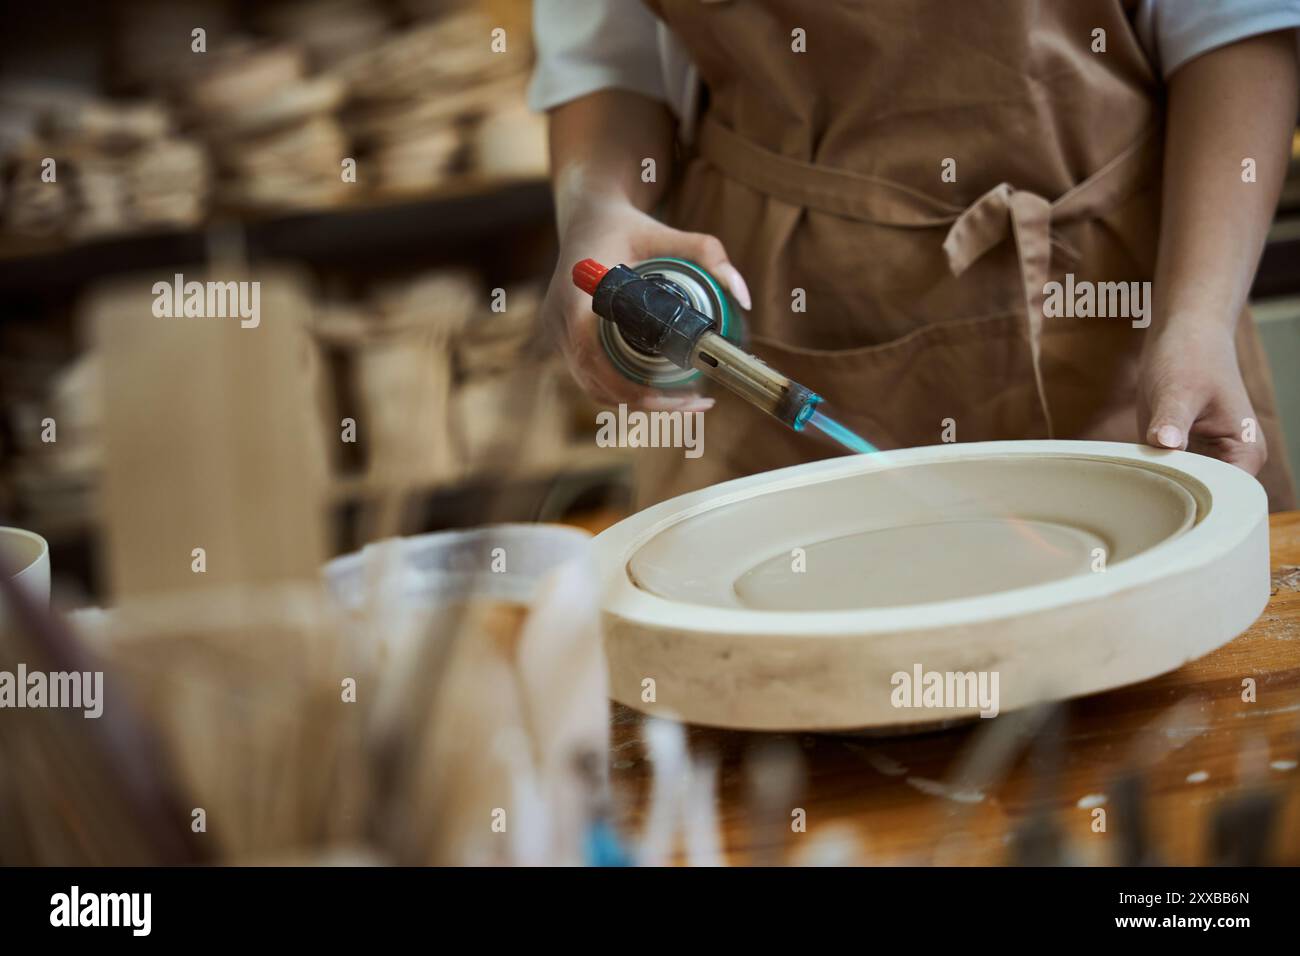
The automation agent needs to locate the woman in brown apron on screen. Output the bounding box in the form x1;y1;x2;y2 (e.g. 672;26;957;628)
537;1;1298;511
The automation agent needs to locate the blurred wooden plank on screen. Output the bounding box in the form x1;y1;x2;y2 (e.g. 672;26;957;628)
93;266;326;598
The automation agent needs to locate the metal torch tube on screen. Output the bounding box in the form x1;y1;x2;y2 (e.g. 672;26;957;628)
689;331;821;429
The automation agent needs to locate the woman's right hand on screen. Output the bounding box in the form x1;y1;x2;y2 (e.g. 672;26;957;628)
542;195;751;411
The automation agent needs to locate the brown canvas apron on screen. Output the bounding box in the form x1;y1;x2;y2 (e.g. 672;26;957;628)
634;0;1295;511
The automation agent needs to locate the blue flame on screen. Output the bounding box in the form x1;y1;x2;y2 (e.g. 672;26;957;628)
805;409;878;454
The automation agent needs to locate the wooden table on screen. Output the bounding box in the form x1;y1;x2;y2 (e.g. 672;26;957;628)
607;512;1300;865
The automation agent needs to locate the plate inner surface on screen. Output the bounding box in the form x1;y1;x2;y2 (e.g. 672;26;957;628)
628;455;1198;611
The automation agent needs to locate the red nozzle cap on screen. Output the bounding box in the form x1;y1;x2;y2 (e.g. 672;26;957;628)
572;259;610;296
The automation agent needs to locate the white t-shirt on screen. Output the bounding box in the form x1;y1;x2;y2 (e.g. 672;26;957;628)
529;0;1300;137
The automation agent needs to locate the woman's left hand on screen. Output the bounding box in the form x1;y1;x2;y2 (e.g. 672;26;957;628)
1137;320;1267;475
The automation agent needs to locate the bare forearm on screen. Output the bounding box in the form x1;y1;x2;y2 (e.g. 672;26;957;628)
1154;31;1298;335
547;90;676;235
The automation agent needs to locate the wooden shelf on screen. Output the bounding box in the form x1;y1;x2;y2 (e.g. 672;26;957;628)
1255;214;1300;300
0;176;553;294
16;447;627;545
326;446;629;505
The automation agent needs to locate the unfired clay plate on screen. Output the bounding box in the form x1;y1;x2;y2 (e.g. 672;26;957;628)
595;441;1268;731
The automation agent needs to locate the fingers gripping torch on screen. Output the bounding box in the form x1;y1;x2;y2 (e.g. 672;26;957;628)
572;259;824;432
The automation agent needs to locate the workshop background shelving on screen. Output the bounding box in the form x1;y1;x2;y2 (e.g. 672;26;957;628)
0;165;631;597
0;0;632;605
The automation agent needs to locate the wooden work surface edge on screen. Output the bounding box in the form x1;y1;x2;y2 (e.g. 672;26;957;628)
607;511;1300;865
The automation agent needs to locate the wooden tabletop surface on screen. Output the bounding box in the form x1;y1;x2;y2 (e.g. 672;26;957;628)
606;511;1300;865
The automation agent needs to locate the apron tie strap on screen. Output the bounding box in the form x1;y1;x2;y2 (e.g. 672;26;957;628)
943;184;1056;436
697;118;964;225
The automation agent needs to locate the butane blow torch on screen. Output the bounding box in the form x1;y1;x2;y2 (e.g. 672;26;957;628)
571;258;824;432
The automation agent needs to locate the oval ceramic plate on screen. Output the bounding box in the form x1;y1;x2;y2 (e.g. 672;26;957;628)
595;441;1269;731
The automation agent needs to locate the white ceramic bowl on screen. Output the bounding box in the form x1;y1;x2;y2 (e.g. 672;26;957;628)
0;526;51;624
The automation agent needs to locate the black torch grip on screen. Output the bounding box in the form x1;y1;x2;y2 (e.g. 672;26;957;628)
591;265;715;370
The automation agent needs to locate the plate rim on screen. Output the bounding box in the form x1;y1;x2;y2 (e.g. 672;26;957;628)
595;440;1266;636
